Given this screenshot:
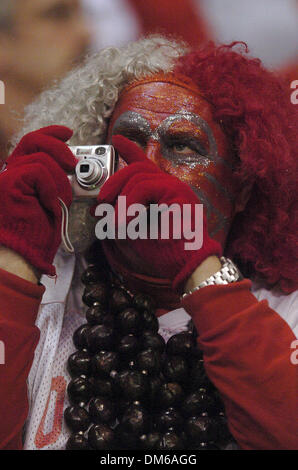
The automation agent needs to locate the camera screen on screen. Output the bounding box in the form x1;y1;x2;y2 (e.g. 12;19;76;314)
80;164;90;173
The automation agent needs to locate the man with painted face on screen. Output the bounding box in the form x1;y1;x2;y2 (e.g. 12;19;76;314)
0;36;297;450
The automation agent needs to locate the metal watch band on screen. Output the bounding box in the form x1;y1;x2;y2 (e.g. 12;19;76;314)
182;257;243;298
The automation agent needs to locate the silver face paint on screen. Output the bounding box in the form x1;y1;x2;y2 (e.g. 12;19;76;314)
204;173;234;203
112;109;234;170
152;111;217;151
153;110;234;170
112;111;152;142
189;185;230;237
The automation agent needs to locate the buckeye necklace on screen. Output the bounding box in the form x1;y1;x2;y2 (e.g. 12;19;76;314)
64;260;236;450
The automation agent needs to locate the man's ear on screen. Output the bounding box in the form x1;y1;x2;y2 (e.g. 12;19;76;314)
234;181;254;214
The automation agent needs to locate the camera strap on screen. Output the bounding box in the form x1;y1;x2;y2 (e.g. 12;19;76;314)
58;198;75;254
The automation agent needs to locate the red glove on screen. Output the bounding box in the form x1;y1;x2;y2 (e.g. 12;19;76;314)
0;126;77;276
96;135;222;293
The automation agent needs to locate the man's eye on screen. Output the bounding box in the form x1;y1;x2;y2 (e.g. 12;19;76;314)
169;142;197;155
161;138;210;167
166;137;208;157
170;143;195;154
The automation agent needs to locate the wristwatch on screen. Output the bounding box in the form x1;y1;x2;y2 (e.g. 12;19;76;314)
182;257;243;298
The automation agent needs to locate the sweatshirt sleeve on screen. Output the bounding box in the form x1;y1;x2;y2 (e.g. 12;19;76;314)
0;268;45;450
182;279;298;450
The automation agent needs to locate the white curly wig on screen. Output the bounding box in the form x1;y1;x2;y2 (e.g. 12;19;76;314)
12;36;188;149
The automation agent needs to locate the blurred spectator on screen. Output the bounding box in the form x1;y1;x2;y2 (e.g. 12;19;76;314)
82;0;140;49
83;0;210;50
0;0;91;160
84;0;297;84
278;0;298;83
127;0;209;47
198;0;298;72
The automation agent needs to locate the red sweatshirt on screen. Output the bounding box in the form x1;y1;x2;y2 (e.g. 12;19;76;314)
0;268;297;450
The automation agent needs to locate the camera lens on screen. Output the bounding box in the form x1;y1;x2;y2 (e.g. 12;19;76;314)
80;164;90;173
95;147;106;156
76;158;104;189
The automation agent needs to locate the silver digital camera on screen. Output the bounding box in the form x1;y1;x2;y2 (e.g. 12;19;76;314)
68;145;117;198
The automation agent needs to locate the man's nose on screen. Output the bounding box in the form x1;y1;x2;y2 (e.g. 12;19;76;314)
145;141;160;166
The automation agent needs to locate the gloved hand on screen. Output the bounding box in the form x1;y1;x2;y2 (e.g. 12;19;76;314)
0;126;77;276
96;135;222;293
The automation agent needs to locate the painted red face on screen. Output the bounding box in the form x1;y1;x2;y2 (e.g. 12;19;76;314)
107;81;239;247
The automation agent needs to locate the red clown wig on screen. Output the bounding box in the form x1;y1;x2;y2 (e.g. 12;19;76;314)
175;42;298;293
